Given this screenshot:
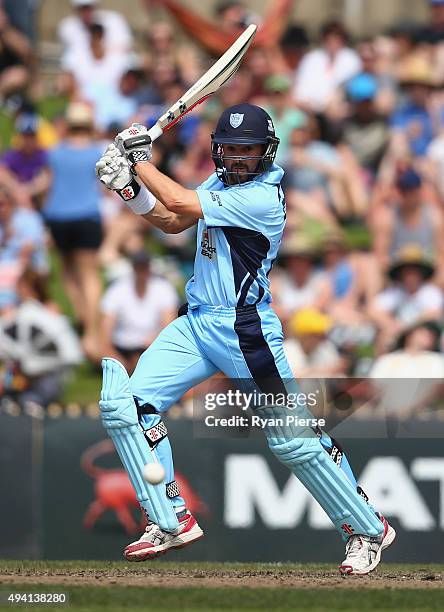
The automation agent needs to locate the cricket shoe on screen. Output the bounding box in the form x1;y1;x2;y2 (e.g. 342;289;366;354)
339;515;396;575
123;510;204;561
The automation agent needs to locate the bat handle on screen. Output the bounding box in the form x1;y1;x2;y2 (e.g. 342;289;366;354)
147;123;163;143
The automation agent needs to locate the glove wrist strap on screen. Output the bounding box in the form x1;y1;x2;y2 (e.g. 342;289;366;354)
117;178;156;215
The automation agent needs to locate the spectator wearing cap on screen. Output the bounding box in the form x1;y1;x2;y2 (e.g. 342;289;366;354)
293;20;362;113
262;74;308;165
368;245;444;351
389;56;440;157
339;73;389;179
371;167;444;278
42;102;104;359
271;234;331;330
58;0;132;66
0;113;49;208
283;307;345;378
100;250;179;374
354;39;397;115
369;321;444;420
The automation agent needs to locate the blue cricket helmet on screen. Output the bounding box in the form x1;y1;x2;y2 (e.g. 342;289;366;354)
211;103;280;184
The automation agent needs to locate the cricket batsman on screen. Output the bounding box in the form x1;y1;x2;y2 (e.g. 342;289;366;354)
95;103;395;574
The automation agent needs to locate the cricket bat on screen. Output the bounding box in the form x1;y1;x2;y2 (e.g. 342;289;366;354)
146;24;257;142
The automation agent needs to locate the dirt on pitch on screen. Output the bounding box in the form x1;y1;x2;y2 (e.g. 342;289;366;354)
0;564;443;590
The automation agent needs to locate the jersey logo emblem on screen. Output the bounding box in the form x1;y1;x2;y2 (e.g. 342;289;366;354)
201;228;216;259
230;113;244;128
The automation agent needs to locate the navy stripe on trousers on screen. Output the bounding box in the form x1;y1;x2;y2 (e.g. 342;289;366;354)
234;306;287;396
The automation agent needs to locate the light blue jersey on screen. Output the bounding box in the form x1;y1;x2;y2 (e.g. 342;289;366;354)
101;105;384;546
185;164;286;308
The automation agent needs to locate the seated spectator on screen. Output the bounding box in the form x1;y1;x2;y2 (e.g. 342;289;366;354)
293;20;361;113
340;73;390;180
313;230;378;354
62;23;134;130
0;113;49;208
261;74;308;166
0;3;32;100
354;38;397;115
58;0;132;65
141;21;202;90
0;183;47;312
390;57;439;158
0;268;83;408
100;250;178;374
371;168;444;278
369;321;444;420
173;118;215;188
142;59;182;107
284;308;346;377
271;234;330;329
368;245;444;351
42;103;104;359
321;229;381;325
283;116;352;225
279;23;309;73
416;0;444;46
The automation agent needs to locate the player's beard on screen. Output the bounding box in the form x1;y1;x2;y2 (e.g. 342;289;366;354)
225;160;259;184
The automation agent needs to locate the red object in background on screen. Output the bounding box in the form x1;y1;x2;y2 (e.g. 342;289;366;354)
81;439;209;534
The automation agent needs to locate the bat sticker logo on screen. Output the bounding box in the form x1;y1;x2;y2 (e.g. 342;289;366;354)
167;111;175;123
230;113;244;128
179;101;187;113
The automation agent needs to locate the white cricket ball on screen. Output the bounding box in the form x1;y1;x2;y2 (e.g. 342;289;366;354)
143;462;166;485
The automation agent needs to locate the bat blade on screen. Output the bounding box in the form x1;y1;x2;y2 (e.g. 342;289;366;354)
147;24;257;142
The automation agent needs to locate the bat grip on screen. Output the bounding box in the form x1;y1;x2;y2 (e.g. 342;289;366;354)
147;124;163;143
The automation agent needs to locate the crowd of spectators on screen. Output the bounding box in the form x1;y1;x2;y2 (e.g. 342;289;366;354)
2;0;444;417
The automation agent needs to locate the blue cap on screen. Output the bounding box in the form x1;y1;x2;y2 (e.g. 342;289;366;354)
430;0;444;5
15;113;38;134
396;168;422;191
345;73;378;102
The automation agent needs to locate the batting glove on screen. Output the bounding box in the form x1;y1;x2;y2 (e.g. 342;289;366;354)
115;123;152;173
95;143;142;202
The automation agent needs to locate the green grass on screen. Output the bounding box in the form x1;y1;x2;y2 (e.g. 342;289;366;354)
1;584;443;612
47;249;102;404
62;362;102;405
0;562;443;612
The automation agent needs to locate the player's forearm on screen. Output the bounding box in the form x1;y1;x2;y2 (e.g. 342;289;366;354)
142;200;197;234
135;162;202;216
